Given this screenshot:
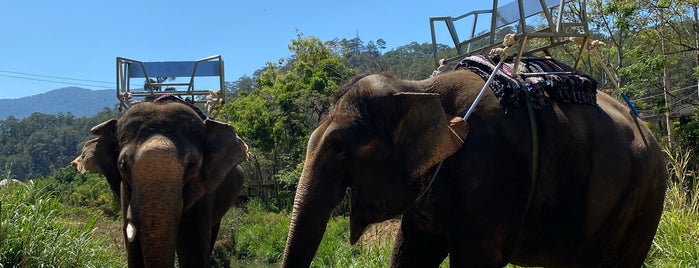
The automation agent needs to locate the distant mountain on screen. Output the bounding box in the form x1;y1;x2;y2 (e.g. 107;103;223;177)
0;87;117;119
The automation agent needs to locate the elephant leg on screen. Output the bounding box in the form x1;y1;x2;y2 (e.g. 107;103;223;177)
390;216;448;268
126;238;145;268
603;189;665;267
446;218;516;268
177;195;214;268
210;222;221;255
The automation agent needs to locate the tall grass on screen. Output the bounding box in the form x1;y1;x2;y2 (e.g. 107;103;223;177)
222;197;394;267
0;182;122;267
224;198;438;267
228;198;290;263
311;217;395;268
643;147;699;267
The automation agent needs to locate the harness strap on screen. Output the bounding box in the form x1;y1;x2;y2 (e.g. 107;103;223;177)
523;91;539;216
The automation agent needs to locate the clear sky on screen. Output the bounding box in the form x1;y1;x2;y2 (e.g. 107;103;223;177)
0;0;491;99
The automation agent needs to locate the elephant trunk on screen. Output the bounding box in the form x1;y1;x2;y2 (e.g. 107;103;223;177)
132;187;182;267
282;166;346;267
128;135;184;267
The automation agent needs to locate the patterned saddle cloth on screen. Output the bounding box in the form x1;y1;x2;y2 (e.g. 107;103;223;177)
455;54;598;109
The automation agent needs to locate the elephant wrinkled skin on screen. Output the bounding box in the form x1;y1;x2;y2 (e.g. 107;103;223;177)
72;100;248;268
282;71;667;267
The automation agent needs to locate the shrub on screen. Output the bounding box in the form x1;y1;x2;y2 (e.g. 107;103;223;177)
34;167;120;219
0;182;121;267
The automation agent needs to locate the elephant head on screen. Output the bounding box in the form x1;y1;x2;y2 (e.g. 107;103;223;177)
76;100;247;267
282;74;468;267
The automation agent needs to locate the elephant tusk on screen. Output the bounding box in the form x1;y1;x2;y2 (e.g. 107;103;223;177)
126;222;137;243
126;205;136;243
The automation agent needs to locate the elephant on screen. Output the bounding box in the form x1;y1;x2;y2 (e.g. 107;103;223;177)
281;70;667;267
72;97;248;267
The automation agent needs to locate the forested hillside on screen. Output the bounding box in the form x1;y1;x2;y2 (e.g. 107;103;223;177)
0;108;120;180
0;87;116;119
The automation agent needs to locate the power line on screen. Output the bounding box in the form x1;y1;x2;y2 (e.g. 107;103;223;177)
0;74;114;89
670;91;698;106
0;69;114;85
631;85;697;102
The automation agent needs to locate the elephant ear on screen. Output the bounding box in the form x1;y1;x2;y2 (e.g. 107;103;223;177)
83;119;121;198
202;118;249;192
392;92;468;182
72;138;98;174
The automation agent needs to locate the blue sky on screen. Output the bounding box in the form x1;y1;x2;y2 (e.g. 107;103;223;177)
0;0;491;99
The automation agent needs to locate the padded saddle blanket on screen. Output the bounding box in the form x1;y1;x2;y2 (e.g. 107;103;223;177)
455;54;598;109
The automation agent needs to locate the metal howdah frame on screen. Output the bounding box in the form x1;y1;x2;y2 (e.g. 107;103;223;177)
429;0;589;75
116;55;225;113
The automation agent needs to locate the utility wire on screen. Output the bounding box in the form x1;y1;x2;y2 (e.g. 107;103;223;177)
631;85;698;102
0;69;114;85
0;74;114;89
670;91;698;106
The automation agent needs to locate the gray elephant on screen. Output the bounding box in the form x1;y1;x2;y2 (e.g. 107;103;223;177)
282;70;667;267
72;98;247;267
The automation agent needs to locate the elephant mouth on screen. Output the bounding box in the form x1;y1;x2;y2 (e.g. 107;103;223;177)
348;189;379;245
349;213;368;245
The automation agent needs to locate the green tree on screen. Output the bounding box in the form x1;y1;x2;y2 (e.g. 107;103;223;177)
220;32;355;209
0;108;119;180
377;42;454;80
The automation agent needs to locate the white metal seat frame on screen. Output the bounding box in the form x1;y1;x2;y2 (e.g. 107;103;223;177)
429;0;589;76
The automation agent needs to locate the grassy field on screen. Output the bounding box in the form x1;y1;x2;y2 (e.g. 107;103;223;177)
0;151;697;267
642;149;699;267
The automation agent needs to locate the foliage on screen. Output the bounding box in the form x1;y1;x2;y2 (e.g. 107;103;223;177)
0;108;120;181
0;182;122;267
374;42;454;80
644;147;699;267
222;198;401;267
310;217;403;268
326;37;451;80
230;200;290;263
35;166;120;219
675;110;699;165
220;32;356;210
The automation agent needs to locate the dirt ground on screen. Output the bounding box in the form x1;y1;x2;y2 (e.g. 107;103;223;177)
358;217;401;246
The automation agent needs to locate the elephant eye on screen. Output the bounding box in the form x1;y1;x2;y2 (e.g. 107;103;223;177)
335;150;347;161
118;159;130;173
324;126;355;161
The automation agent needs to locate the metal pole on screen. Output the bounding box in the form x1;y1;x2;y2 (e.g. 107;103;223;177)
464;58;506;120
694;5;699;100
662;38;674;148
